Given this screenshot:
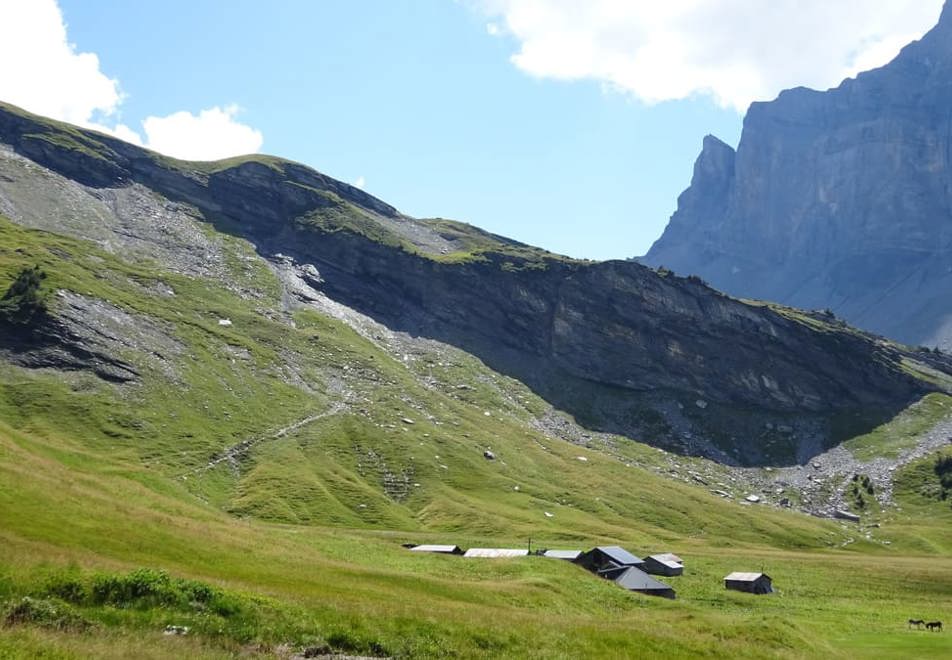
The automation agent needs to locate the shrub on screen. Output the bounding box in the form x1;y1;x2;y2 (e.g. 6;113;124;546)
935;455;952;493
42;572;88;604
85;568;244;618
2;597;91;632
0;266;48;324
91;568;179;607
935;454;952;474
30;568;257;641
847;475;874;508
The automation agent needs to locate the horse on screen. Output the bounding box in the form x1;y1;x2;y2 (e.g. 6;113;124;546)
925;621;943;632
908;619;925;629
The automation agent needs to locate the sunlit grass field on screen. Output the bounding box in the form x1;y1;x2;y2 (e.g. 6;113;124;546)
2;416;951;659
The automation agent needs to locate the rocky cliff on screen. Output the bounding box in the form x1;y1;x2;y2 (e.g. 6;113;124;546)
2;100;951;465
644;2;952;350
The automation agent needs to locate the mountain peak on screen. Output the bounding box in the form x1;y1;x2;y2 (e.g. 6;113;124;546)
700;134;734;156
643;3;952;350
908;0;952;60
693;135;735;192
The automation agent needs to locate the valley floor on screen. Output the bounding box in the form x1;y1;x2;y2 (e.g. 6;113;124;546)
1;419;951;659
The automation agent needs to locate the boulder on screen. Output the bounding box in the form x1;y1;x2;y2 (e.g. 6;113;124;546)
834;509;861;522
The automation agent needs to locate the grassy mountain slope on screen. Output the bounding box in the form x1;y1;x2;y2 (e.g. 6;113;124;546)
0;217;950;657
0;101;950;657
3;99;952;467
0;216;838;544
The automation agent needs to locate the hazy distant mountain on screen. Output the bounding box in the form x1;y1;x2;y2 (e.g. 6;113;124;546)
643;1;952;350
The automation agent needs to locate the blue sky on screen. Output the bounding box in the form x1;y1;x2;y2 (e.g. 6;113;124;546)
2;1;944;259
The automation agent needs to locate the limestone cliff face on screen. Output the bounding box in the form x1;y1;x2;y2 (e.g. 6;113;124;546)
644;2;952;349
1;101;950;465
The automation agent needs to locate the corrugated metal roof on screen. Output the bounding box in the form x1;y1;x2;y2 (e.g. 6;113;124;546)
544;549;582;560
463;548;530;558
597;563;628;580
652;553;683;564
614;567;673;591
724;572;768;582
647;555;682;569
410;545;460;553
596;546;643;565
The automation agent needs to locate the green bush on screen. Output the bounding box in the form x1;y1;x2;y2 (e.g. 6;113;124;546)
2;596;91;632
41;568;243;619
25;568;279;644
935;455;952;502
90;568;179;607
847;474;874;509
87;568;238;616
0;265;48;324
42;572;88;604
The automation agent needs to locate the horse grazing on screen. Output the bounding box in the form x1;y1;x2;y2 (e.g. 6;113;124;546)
908;619;925;629
925;621;943;632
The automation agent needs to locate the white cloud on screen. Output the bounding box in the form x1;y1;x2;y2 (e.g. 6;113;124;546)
847;32;924;76
352;175;366;189
0;0;122;124
474;0;945;111
141;106;263;161
0;0;264;160
102;122;144;146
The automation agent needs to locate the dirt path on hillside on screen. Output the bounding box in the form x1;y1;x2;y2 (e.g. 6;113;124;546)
190;403;345;476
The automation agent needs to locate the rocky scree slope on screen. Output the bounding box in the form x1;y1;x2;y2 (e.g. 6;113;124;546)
1;101;952;466
644;1;952;350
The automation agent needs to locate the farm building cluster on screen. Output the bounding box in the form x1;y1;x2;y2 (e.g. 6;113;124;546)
406;543;773;599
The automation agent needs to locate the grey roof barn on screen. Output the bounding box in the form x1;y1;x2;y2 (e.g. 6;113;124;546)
724;572;773;594
643;554;684;576
614;566;676;599
651;552;683;565
577;546;644;575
